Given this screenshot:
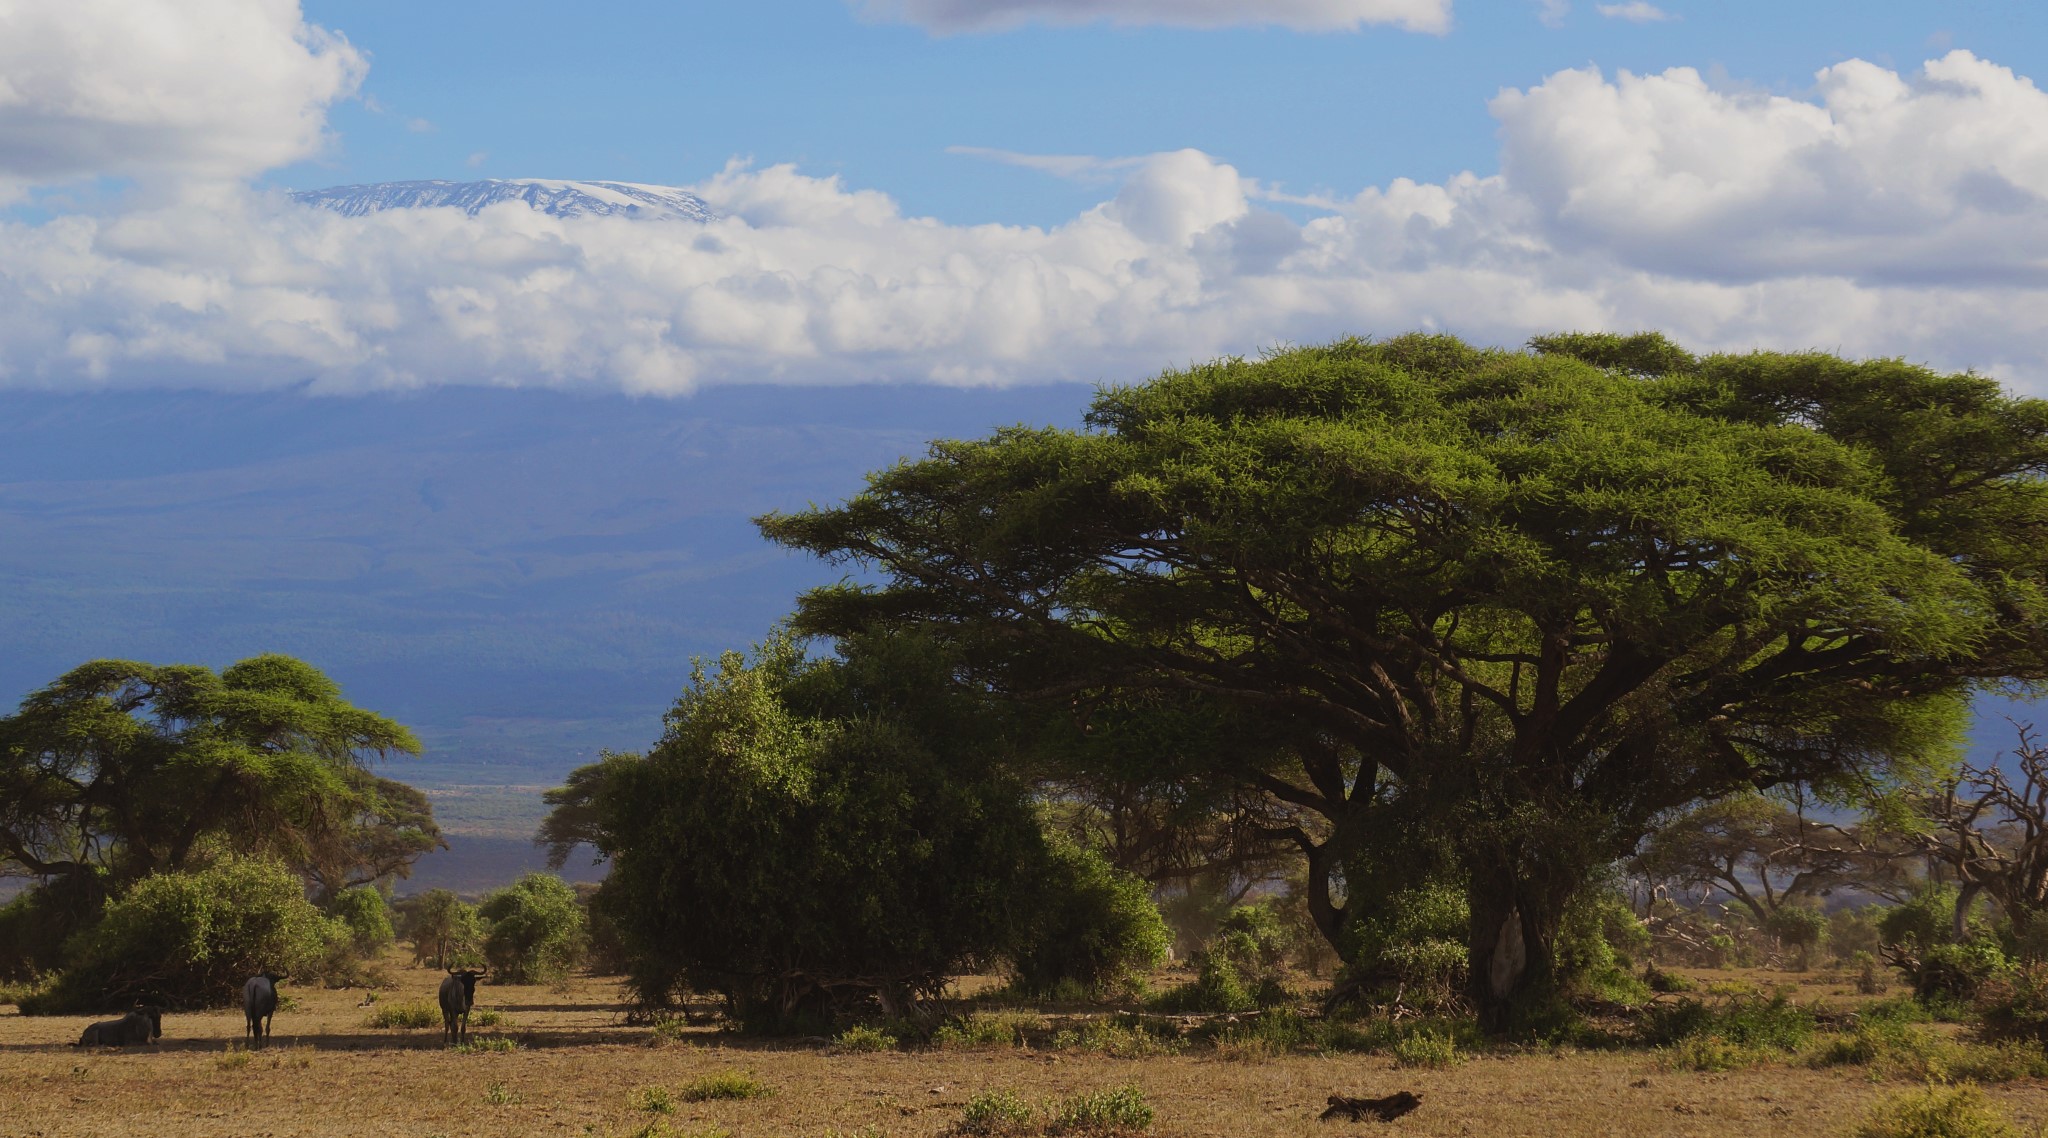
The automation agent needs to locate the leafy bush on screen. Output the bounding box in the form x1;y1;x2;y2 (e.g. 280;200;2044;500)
1855;1085;2019;1138
480;872;587;984
958;1090;1036;1136
834;1024;896;1052
1642;992;1816;1052
678;1071;773;1102
1557;885;1651;999
1343;881;1468;1007
1048;1086;1153;1136
1007;838;1168;999
328;887;395;957
1145;953;1256;1014
365;999;441;1029
1765;904;1829;970
1391;1028;1461;1069
638;1086;677;1114
1974;962;2048;1044
454;1035;519;1053
1831;907;1885;965
22;855;345;1013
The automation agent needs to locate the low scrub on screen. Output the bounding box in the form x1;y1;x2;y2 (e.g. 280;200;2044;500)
1855;1085;2020;1138
678;1070;773;1102
1391;1028;1461;1070
453;1036;520;1053
1050;1017;1184;1058
365;999;441;1030
933;1010;1046;1049
951;1086;1153;1137
833;1024;896;1053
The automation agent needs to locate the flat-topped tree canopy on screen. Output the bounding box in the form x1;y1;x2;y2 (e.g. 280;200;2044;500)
759;332;2048;1031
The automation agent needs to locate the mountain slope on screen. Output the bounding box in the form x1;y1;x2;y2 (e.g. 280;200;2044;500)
290;178;716;221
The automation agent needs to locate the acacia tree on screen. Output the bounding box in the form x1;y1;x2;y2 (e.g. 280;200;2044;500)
1633;794;1915;920
0;655;427;971
1912;724;2048;941
760;333;2048;1031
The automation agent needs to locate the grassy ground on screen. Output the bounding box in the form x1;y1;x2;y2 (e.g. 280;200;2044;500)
5;963;2048;1138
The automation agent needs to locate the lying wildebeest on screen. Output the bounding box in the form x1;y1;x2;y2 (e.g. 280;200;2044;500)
243;971;286;1043
438;968;486;1044
74;1006;162;1047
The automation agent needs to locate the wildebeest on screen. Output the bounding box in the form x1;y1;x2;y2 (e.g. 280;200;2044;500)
243;972;286;1043
438;968;486;1044
74;1006;162;1047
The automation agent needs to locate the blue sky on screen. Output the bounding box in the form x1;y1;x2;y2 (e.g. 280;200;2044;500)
286;0;2035;227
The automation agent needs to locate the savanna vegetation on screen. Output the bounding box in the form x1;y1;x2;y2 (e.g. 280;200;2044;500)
11;332;2048;1138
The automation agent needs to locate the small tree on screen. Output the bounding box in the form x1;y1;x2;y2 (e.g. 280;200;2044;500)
399;888;485;969
329;886;396;958
571;633;1062;1029
1006;837;1169;998
480;873;586;985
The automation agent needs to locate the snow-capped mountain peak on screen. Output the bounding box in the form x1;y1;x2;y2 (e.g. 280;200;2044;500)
290;179;716;222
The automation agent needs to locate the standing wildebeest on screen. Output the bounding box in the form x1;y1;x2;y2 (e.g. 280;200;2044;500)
438;968;486;1044
243;972;286;1043
74;1006;162;1047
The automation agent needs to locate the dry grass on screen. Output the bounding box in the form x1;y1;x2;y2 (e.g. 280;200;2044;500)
7;961;2048;1138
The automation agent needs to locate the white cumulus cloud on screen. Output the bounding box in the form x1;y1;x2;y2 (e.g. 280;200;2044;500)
3;18;2048;396
855;0;1452;34
0;0;364;202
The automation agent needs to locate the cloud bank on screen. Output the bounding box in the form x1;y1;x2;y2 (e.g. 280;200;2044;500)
0;0;363;201
854;0;1453;34
2;1;2047;394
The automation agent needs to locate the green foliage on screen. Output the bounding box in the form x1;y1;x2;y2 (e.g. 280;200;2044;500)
1766;904;1829;967
1390;1028;1461;1069
1832;907;1886;965
1881;887;1966;959
397;888;485;969
0;870;109;981
1555;885;1650;1000
637;1086;677;1114
480;872;587;984
1050;1016;1184;1058
1855;1085;2020;1138
1007;837;1168;999
580;633;1069;1030
932;1010;1044;1050
1643;992;1817;1060
23;854;344;1013
1344;881;1469;1007
833;1024;896;1052
1048;1086;1153;1136
958;1090;1036;1136
677;1070;772;1102
1146;953;1256;1014
454;1035;519;1053
328;887;395;958
365;999;441;1029
1974;962;2048;1045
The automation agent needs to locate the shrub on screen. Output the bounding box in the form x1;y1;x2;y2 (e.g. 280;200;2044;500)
1831;907;1885;965
958;1090;1036;1136
365;999;441;1029
1854;1085;2019;1138
1391;1028;1460;1069
1343;881;1468;1007
1974;962;2048;1044
480;872;587;984
678;1071;773;1102
1007;838;1169;999
1766;904;1829;970
1643;992;1815;1052
1146;953;1256;1014
834;1024;896;1052
22;855;345;1013
639;1086;677;1114
454;1035;519;1053
328;887;396;957
1050;1017;1183;1058
1049;1086;1153;1136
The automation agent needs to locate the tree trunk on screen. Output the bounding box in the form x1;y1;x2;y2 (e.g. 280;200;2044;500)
1465;862;1567;1036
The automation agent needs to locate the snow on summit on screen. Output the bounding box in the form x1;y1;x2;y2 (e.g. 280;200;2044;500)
290;179;716;221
